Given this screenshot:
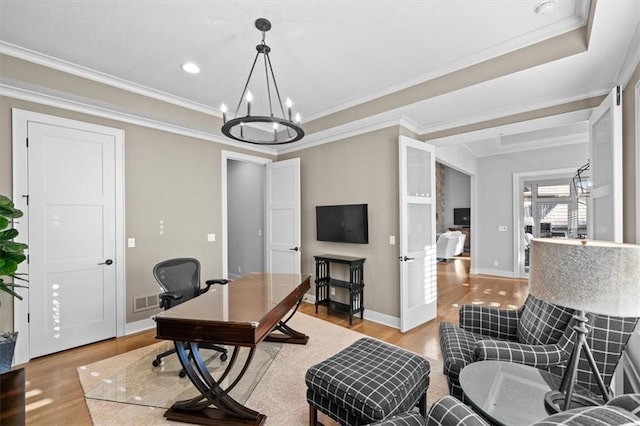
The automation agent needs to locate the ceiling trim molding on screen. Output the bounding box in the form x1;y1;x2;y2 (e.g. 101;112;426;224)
0;82;276;155
0;41;224;118
418;88;610;137
277;114;419;155
470;135;588;158
421;96;603;141
428;109;593;147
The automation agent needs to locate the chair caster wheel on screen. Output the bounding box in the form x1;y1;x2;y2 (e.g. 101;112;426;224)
152;359;161;367
179;369;187;378
220;353;228;362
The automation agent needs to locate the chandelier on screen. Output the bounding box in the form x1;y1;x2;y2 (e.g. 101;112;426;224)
221;18;304;145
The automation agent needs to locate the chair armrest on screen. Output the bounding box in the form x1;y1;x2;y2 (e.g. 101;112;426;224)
201;279;229;294
605;393;640;415
205;279;229;285
459;304;521;340
427;396;490;426
159;292;182;309
474;340;568;369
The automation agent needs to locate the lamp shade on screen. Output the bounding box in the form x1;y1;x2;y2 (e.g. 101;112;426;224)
524;217;535;227
529;239;640;317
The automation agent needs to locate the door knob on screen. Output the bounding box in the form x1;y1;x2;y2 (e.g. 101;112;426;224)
99;259;114;265
289;247;300;251
399;256;414;262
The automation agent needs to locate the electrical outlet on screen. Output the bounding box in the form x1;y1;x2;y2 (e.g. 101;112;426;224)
493;260;499;266
498;226;507;232
330;287;336;296
207;233;216;242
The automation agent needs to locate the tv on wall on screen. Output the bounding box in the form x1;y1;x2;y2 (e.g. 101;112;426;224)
453;208;470;227
316;204;369;244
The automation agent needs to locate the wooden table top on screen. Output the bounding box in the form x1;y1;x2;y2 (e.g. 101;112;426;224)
155;272;311;347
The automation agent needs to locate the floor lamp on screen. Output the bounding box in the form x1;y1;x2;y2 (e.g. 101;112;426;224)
528;238;640;413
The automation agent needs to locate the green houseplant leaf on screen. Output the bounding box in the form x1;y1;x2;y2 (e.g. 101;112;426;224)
0;195;28;304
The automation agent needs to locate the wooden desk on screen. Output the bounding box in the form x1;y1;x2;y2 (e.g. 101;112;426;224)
155;272;311;425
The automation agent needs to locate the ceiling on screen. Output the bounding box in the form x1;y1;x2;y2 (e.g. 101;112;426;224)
1;0;639;155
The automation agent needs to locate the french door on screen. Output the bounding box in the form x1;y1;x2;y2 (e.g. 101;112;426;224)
398;136;437;332
588;86;623;242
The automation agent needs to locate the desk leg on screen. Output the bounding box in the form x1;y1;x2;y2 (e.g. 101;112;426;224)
164;341;267;425
264;296;309;345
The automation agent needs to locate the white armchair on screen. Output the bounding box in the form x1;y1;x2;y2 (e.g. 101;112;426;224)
436;231;466;260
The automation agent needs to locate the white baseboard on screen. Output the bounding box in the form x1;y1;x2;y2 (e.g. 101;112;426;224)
124;317;156;335
471;268;515;278
301;298;401;330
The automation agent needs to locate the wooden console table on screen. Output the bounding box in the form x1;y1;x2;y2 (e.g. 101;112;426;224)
155;272;311;425
314;254;365;325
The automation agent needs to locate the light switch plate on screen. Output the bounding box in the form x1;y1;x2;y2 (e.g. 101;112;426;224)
127;238;136;248
207;233;216;242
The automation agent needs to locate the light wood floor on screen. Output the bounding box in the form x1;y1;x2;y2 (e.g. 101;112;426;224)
21;257;528;425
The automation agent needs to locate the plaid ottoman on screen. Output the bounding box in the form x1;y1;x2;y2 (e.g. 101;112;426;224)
305;338;430;425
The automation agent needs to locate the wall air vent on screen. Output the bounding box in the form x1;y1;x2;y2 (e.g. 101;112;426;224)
133;293;161;313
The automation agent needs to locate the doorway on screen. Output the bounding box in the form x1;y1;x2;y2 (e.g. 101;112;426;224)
226;159;266;279
512;167;584;278
221;151;271;280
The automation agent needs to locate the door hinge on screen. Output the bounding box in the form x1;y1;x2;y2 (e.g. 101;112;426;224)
27;313;30;323
26;137;29;147
616;86;621;106
22;194;29;206
27;254;30;264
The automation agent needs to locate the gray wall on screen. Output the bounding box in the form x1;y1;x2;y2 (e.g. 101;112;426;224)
227;159;265;279
443;166;471;229
474;142;588;276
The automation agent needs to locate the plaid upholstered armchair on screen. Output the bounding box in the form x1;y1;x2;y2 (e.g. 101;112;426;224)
439;294;639;402
367;394;640;425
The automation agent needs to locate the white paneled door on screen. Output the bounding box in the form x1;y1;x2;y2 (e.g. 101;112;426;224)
588;86;623;242
266;158;301;274
399;136;437;333
27;121;118;358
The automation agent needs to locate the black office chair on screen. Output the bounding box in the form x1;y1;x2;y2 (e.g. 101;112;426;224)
151;258;228;375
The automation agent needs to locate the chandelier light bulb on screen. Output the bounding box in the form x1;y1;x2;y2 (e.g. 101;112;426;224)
286;97;293;120
221;104;227;123
246;91;253;116
295;113;301;123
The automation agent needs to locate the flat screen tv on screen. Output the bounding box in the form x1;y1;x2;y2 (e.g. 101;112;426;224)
316;204;369;244
453;208;470;227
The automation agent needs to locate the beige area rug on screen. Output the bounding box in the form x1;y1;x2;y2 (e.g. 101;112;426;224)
78;313;448;425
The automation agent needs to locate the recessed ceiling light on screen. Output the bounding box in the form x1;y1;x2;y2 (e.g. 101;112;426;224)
181;62;200;74
535;0;556;15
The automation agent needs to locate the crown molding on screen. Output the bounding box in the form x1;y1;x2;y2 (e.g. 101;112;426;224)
0;82;276;155
0;41;224;118
276;113;419;155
